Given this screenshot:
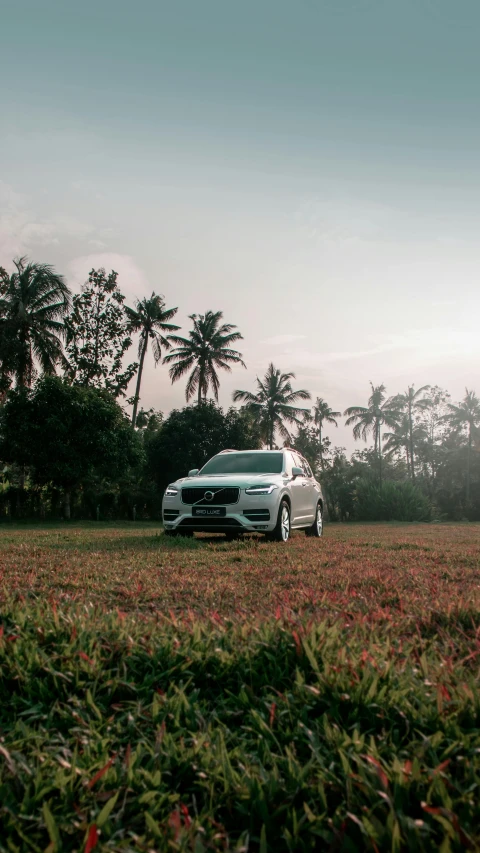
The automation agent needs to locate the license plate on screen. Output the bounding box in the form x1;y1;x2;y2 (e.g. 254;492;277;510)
192;506;226;517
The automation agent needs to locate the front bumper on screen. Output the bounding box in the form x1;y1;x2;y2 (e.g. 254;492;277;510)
162;493;279;533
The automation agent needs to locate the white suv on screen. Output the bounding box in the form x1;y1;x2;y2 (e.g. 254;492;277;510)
162;449;324;542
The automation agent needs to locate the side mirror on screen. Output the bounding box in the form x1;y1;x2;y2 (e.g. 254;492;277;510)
292;466;303;478
188;468;199;477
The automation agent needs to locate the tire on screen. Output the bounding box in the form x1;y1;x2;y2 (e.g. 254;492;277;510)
305;502;323;538
267;500;291;543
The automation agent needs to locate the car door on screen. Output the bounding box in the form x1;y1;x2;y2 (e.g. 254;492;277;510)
285;451;304;524
289;452;312;525
298;456;317;522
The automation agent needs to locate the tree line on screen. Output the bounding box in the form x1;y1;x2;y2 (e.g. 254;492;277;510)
0;257;479;522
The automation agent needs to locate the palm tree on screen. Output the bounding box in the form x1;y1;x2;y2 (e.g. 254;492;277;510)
164;310;246;404
344;383;400;484
389;385;430;480
311;397;341;469
125;293;179;428
0;257;71;387
383;414;427;475
446;388;480;505
233;363;311;449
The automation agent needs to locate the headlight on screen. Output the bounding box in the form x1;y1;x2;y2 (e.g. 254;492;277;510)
245;484;278;495
164;486;178;497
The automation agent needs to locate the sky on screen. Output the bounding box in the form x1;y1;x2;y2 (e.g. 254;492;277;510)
1;0;480;452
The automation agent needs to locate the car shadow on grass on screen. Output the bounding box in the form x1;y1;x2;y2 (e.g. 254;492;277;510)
36;531;267;553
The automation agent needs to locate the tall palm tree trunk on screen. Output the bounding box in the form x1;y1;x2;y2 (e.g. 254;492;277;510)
378;420;382;486
131;334;147;428
467;425;472;505
18;332;30;389
198;360;206;404
408;403;415;481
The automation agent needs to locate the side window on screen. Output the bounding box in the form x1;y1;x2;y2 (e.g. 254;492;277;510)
298;455;311;477
285;451;296;475
292;452;305;475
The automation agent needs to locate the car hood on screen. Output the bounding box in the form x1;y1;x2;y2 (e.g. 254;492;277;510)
172;473;286;489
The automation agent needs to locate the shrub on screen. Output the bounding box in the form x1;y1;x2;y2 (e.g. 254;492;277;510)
354;479;431;522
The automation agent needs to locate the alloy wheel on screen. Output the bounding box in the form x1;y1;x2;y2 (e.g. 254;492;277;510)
281;505;290;541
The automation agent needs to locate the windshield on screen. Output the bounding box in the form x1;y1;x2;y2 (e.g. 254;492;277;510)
199;452;284;476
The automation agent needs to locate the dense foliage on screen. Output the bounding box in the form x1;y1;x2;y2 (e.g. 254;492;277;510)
147;401;262;492
0;377;143;518
1;255;479;521
354;480;432;522
64;268;137;398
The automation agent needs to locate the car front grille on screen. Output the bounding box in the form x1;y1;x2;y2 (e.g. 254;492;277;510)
181;487;240;506
179;517;242;527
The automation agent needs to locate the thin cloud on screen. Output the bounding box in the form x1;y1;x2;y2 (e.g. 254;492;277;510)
286;327;480;372
0;181;94;262
261;334;306;346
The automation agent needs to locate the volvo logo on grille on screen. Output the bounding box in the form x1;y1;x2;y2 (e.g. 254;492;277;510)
204;490;215;502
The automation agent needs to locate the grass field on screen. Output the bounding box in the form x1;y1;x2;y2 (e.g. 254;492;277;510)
1;523;480;851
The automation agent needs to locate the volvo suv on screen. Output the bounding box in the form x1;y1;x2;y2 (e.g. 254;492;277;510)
162;449;324;542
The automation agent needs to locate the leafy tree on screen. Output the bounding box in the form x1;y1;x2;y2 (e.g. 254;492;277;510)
344;383;400;484
389;385;430;480
320;447;356;521
292;421;322;474
446;388;480;505
309;398;341;469
0;257;71;388
416;386;451;490
134;408;164;470
383;414;427;476
64;268;137;398
135;407;163;432
292;425;338;519
147;401;262;491
0;376;143;518
125;293;179;428
233;363;311;449
164;311;245;404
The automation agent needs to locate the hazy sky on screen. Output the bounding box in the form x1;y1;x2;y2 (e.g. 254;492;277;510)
2;0;479;451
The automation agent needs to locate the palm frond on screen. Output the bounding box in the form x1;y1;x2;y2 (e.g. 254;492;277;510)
233;389;257;404
185;365;200;401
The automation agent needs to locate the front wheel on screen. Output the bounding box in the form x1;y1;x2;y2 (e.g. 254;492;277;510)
305;503;323;538
267;500;291;543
